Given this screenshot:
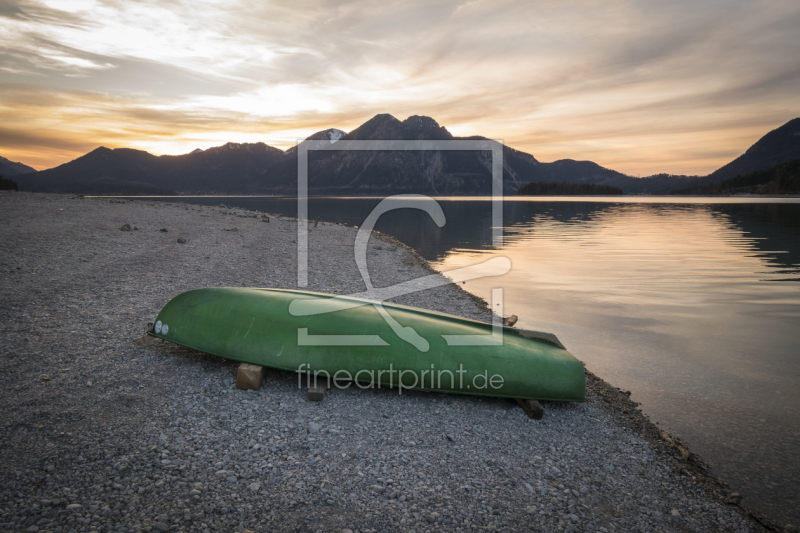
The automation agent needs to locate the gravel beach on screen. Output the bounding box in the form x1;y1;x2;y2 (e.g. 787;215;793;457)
0;192;783;533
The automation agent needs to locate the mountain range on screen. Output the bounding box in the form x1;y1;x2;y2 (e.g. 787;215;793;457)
10;115;800;195
0;156;36;177
707;118;800;181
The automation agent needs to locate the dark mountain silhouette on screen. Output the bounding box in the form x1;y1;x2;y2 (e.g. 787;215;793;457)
13;114;800;196
708;118;800;181
0;156;36;176
258;114;633;195
284;128;346;156
542;118;800;194
566;117;800;194
14;114;630;195
666;120;800;195
672;157;800;195
17;142;284;195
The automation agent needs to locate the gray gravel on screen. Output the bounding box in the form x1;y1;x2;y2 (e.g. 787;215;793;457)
0;192;779;533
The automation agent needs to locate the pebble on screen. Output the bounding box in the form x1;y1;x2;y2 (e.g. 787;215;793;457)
0;193;770;533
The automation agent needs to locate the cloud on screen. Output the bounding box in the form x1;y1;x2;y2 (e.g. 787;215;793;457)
0;0;87;26
0;0;798;175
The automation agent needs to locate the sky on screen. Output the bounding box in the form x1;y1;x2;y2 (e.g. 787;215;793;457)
1;0;799;175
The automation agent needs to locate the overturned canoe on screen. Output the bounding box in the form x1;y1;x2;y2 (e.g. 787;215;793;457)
149;287;585;401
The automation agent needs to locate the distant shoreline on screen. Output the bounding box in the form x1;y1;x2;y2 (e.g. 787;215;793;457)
65;192;800;200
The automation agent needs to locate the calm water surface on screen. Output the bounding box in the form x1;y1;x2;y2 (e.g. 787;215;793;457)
138;195;800;524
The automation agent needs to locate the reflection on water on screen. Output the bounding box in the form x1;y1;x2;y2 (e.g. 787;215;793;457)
434;200;800;526
140;195;800;524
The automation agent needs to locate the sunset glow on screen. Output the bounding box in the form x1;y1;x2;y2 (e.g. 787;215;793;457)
1;0;799;173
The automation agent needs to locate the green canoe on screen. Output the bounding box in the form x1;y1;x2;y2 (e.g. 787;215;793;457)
149;287;585;401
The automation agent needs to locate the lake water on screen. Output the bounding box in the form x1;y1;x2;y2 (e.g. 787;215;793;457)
136;195;800;524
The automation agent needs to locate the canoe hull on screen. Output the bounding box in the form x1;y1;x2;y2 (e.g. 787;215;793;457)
150;288;585;401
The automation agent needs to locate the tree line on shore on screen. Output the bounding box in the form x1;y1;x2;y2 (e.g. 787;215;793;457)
671;158;800;195
517;181;624;196
0;175;18;190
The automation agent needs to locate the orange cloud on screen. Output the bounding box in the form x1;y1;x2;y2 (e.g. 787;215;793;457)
1;0;798;174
